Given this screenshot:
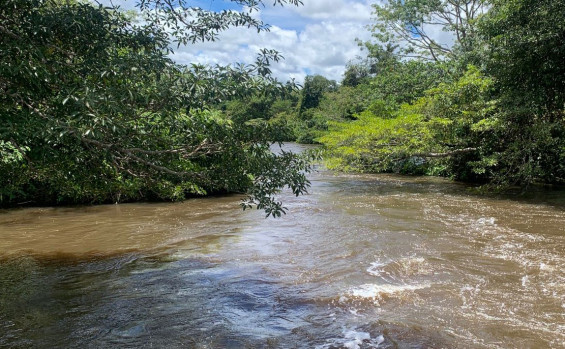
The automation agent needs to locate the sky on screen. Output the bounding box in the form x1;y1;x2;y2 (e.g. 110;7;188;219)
94;0;376;83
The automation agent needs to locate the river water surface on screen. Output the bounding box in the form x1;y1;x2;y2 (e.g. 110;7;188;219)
1;145;564;348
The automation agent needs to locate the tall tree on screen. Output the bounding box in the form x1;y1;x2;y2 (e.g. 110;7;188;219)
479;0;565;115
476;0;565;185
370;0;488;61
299;75;337;112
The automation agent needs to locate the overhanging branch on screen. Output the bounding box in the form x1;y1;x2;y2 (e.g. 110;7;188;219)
413;147;477;158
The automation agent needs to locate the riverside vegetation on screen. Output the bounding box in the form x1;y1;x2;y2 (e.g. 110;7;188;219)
0;0;310;217
1;0;564;214
256;0;565;189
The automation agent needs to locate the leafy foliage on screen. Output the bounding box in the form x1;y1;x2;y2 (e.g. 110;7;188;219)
316;0;565;189
370;0;488;61
284;57;452;145
320;68;495;177
476;0;565;185
138;0;303;45
299;75;338;112
319;109;432;173
0;0;310;216
479;0;565;113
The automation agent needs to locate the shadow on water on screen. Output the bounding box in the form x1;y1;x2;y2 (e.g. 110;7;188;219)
1;252;291;348
328;172;565;210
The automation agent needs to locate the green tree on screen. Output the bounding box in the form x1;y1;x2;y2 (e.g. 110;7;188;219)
0;0;310;216
476;0;565;185
299;75;337;112
291;74;338;143
370;0;488;61
319;67;495;177
341;63;370;88
479;0;565;115
364;60;451;105
320;0;565;188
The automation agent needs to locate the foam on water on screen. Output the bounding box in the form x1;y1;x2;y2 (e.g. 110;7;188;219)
366;261;387;277
367;257;431;280
315;328;385;349
476;217;496;225
343;330;370;349
343;283;430;306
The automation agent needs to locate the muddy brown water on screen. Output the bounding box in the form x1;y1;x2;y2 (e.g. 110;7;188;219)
1;145;564;348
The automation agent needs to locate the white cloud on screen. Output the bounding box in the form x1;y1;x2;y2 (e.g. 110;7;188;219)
170;1;374;83
283;0;373;21
171;20;372;82
423;20;456;50
91;0;376;83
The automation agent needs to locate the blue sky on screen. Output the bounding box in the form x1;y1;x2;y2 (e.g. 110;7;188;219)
94;0;376;83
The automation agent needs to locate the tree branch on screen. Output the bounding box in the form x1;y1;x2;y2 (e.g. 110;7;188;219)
413;147;477;158
0;25;19;40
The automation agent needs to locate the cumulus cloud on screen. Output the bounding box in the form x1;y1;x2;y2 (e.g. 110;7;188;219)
282;0;373;21
91;0;375;83
171;19;372;82
170;1;374;83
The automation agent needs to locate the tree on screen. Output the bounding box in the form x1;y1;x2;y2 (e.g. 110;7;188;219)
299;75;337;112
370;0;488;61
0;0;310;217
341;64;370;88
476;0;565;185
135;0;302;45
319;0;564;188
319;67;495;177
479;0;565;115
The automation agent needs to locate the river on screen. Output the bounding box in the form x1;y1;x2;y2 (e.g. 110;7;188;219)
1;144;564;348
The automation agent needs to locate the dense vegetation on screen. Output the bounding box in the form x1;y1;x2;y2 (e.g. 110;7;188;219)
0;0;310;217
1;0;563;215
279;0;565;188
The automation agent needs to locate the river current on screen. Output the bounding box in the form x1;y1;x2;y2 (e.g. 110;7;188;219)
1;145;564;348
